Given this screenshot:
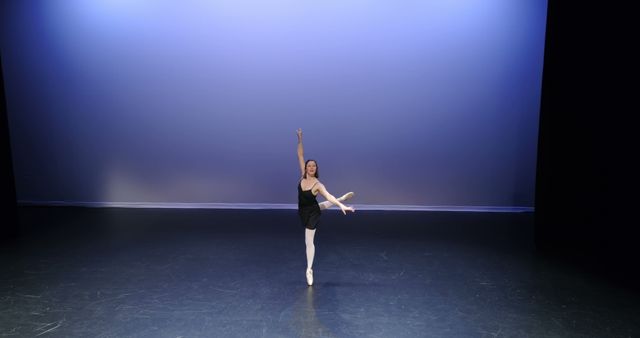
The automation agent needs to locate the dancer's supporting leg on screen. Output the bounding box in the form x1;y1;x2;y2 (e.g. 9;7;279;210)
318;192;354;210
305;228;316;285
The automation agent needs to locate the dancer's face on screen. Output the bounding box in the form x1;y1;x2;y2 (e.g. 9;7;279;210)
306;161;317;177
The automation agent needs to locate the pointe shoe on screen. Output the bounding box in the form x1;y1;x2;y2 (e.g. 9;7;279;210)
306;269;314;286
339;192;354;202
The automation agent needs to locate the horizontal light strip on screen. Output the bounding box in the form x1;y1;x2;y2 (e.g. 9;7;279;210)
18;200;533;212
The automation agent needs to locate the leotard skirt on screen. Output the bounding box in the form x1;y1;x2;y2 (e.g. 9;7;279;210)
298;204;321;230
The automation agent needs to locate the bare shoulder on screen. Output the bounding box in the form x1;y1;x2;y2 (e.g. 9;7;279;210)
313;181;326;193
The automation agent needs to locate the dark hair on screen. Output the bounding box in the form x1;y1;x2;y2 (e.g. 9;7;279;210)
304;159;319;179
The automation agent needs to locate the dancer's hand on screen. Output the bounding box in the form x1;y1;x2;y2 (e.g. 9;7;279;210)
296;128;303;141
340;205;355;215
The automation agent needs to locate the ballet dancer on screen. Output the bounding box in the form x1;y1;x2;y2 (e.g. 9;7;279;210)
296;128;355;286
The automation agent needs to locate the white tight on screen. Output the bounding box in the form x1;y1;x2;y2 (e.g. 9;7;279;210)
305;228;316;270
318;192;352;210
318;201;333;210
307;201;333;270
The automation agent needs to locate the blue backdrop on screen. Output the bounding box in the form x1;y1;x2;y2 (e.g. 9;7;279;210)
1;0;547;209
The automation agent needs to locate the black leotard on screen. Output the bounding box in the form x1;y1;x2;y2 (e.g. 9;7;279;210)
298;180;321;230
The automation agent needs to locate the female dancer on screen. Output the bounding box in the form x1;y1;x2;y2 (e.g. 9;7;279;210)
297;128;355;286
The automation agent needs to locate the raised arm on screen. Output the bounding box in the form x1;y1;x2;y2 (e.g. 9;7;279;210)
297;128;305;177
316;183;355;215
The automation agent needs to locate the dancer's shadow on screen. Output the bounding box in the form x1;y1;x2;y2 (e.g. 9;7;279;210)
290;286;333;338
290;285;346;338
290;279;384;337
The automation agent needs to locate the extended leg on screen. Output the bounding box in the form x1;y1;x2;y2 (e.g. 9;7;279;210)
318;192;354;210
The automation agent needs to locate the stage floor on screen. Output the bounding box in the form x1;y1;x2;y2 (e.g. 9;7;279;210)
1;207;638;337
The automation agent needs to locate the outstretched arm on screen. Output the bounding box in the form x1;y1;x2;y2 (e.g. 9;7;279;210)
297;128;305;177
316;183;355;215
